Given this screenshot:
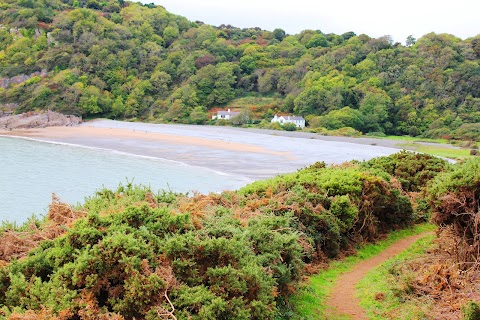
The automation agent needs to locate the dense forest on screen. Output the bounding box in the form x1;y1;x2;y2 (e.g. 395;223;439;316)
0;0;479;139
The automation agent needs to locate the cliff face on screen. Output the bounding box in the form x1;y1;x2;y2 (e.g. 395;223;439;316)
0;110;81;130
0;69;48;89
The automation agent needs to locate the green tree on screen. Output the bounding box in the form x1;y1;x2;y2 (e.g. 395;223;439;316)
406;35;416;46
359;90;391;132
189;106;209;124
315;107;365;130
306;33;328;48
111;96;126;119
273;28;286;41
163;25;179;47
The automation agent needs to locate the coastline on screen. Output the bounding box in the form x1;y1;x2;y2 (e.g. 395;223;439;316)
1;120;406;180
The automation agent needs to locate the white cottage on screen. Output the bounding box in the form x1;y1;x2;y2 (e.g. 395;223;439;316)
212;109;240;120
271;114;305;128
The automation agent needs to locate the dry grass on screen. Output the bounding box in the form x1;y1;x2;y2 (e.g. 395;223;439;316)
0;194;86;262
390;227;480;319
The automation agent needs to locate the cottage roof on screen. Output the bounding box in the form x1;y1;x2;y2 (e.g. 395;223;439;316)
274;115;305;121
283;116;304;121
217;110;240;116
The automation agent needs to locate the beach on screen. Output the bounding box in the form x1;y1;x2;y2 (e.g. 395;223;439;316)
0;120;405;180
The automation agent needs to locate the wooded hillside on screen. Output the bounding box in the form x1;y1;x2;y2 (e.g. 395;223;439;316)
1;0;479;139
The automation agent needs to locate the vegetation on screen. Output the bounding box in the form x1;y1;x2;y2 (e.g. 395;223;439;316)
290;224;435;320
356;234;436;319
360;151;451;222
0;0;479;316
463;302;480;320
361;151;450;192
355;157;480;320
0;152;448;319
397;143;474;160
0;0;479;140
428;158;480;265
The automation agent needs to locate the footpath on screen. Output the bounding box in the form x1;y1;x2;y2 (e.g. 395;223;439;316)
325;232;432;319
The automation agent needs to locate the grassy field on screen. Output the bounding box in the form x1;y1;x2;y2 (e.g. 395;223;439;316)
382;135;451;144
397;142;472;160
356;234;437;319
285;224;436;320
374;135;477;160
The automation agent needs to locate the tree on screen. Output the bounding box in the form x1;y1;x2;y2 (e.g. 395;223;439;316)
359;91;391;132
293;71;353;115
189;106;208;124
163;25;179;47
163;99;188;122
316;107;365;130
406;35;416;47
341;31;356;40
171;84;198;108
111;96;126;119
239;55;256;74
231;109;251;126
306;34;328;48
273;28;286;41
150;71;171;96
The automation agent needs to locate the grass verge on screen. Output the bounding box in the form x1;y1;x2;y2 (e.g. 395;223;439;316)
286;223;436;320
383;135;450;144
356;233;437;319
397;142;471;160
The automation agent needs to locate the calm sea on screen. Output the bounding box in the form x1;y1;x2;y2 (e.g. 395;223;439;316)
0;136;251;224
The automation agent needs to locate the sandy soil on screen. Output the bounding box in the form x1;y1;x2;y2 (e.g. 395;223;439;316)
326;232;433;319
3;119;458;180
0;126;288;156
1;120;405;180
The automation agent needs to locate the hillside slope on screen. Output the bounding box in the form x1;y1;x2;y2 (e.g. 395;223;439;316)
0;0;479;139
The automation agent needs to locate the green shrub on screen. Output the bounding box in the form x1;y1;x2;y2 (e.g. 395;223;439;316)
362;151;450;192
282;122;297;131
0;184;304;319
462;301;480;320
0;159;421;318
239;162;413;257
329;126;363;137
454;123;480;141
365;131;387;137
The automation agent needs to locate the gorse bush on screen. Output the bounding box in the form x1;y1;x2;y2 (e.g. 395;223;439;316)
463;301;480;320
361;151;450;222
239;162;414;257
427;158;480;266
361;151;450;192
0;186;303;319
0;155;422;319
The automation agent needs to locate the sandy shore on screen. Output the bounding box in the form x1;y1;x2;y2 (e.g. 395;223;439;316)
0;120;410;180
1;126;291;157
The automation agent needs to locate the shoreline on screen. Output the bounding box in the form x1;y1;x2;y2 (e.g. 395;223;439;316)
0;133;251;183
0;120;423;180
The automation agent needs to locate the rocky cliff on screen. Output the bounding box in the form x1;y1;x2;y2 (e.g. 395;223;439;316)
0;110;81;130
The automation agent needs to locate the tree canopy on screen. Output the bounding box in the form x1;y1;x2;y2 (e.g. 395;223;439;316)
0;0;479;139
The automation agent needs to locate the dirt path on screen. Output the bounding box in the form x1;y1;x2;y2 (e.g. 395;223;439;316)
326;232;432;319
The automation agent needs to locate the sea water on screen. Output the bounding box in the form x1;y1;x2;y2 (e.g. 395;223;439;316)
0;136;251;224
